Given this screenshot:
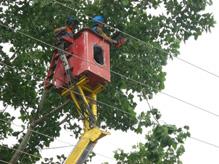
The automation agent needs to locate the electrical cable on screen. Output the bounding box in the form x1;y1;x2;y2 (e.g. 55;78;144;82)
1;0;218;121
1;21;219;119
1;85;219;154
176;57;219;78
113;68;219;118
190;136;219;149
2;57;218;125
42;145;73;150
1;82;219;160
145;98;160;125
0;61;138;124
1;5;219;161
0;118;117;162
0;60;43;83
53;0;219;79
0;22;111;74
146;105;219;150
0;144;41;159
1;109;219;164
1;23;219;151
0;159;9;164
1;22;219;145
3;81;213;160
160;91;219;117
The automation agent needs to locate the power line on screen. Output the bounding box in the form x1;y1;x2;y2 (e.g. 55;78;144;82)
53;0;219;119
41;145;116;161
0;22;110;74
2;94;219;154
0;118;72;147
190;136;219;149
0;159;9;164
160;91;219;117
0;111;219;163
0;118;116;162
0;142;115;163
1;93;219;162
0;144;41;159
1;115;219;164
159;120;219;150
2;79;219;161
54;0;219;80
42;145;73;150
1;7;219;160
1;21;219;120
0;60;138;122
113;69;219;118
1;16;219;119
2;56;218;124
2;81;218;156
2;21;219;154
176;57;219;79
1;0;217;122
145;98;160;125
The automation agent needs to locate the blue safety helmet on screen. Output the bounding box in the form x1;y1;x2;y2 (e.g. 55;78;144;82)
92;15;105;26
66;16;79;26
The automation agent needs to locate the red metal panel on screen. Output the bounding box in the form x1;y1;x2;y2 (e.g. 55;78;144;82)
52;28;111;88
68;28;111;87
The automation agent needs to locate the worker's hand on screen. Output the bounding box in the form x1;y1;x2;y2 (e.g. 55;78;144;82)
115;37;127;48
112;39;118;44
112;30;121;39
44;79;52;90
54;26;66;34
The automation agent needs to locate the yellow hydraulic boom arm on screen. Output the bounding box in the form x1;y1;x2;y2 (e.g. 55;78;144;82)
65;127;109;164
61;76;109;164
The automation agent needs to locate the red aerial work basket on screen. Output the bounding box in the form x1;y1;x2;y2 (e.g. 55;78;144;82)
52;28;111;89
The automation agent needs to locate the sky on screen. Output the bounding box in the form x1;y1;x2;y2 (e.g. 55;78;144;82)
41;1;219;163
152;1;219;163
92;1;219;163
1;1;219;164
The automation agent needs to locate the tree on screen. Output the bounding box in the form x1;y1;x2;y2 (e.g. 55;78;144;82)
0;0;215;163
114;109;190;164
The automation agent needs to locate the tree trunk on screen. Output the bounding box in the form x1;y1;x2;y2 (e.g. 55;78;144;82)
9;124;34;164
9;90;70;164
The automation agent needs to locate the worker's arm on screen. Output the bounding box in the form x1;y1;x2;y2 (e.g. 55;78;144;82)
54;26;66;34
96;26;117;44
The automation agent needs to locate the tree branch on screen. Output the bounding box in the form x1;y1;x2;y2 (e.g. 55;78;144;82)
33;99;70;125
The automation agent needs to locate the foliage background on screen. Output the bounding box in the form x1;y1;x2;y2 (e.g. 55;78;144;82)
0;0;215;163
